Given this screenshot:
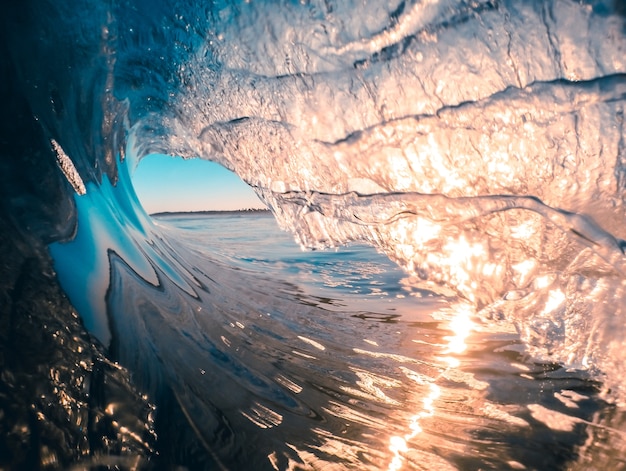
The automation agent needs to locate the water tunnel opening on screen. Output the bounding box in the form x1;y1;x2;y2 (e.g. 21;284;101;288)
127;151;439;319
131;154;266;215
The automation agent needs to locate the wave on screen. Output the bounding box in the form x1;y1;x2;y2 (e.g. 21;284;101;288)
1;0;626;469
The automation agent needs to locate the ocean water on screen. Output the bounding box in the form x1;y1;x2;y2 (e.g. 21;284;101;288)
2;0;626;469
109;210;626;470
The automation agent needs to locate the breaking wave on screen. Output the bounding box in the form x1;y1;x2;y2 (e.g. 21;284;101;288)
2;0;626;469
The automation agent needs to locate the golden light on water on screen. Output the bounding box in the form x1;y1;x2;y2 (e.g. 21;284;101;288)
387;382;442;471
387;303;475;470
385;229;484;469
542;289;565;315
442;304;475;355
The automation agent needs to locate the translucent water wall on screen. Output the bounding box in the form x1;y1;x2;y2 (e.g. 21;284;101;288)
127;0;626;398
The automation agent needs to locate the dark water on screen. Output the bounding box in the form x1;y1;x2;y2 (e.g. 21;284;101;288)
1;0;626;469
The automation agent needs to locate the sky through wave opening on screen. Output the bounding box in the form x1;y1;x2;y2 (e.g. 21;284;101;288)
132;154;266;214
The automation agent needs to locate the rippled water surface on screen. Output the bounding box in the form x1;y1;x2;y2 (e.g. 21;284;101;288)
109;212;624;470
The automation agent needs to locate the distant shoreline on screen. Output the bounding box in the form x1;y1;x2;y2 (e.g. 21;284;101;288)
151;208;271;217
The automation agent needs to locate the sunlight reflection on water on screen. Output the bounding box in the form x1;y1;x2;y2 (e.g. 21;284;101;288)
387;302;474;470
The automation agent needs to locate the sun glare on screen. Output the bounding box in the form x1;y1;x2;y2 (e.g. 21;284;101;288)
387;303;475;470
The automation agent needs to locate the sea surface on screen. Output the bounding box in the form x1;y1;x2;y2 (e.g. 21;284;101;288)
158;211;435;317
130;211;624;470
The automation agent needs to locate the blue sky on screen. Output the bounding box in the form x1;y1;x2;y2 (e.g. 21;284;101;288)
132;154;265;213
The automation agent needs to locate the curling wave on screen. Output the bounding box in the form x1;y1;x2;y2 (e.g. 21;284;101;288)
2;0;626;469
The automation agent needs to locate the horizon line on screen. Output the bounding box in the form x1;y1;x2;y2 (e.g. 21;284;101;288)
150;208;271;217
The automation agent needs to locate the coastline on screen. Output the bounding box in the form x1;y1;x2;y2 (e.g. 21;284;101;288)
151;208;271;217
